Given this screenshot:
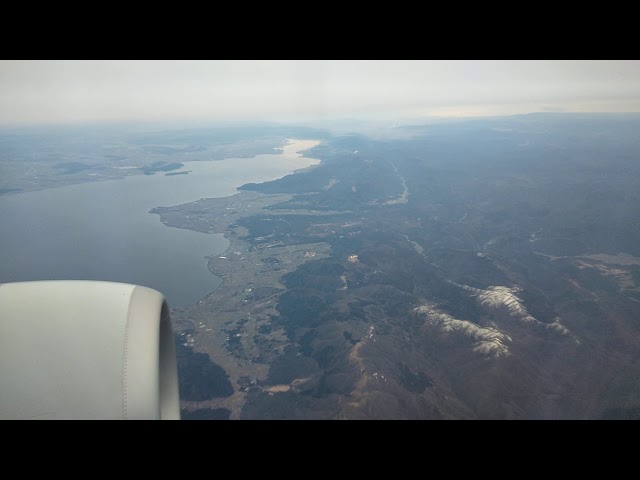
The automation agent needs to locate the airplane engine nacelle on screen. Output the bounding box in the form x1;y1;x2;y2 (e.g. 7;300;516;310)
0;281;180;420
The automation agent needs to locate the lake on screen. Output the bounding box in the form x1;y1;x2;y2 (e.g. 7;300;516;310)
0;139;320;306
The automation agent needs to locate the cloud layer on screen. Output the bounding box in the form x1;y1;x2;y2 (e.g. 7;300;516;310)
1;60;639;125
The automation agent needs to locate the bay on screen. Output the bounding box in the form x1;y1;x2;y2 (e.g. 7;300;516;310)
0;139;319;306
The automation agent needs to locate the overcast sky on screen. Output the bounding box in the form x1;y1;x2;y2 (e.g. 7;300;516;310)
1;60;639;125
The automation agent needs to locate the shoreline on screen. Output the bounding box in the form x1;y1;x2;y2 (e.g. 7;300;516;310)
0;138;321;199
153;138;324;301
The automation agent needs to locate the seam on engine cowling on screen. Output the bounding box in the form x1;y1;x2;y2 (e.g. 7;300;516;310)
122;287;136;420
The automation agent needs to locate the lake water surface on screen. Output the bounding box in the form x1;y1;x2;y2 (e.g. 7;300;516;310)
0;139;319;306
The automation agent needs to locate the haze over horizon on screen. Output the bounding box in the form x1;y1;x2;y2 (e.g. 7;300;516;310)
1;60;639;126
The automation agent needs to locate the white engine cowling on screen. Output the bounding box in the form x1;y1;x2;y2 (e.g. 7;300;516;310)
0;281;180;420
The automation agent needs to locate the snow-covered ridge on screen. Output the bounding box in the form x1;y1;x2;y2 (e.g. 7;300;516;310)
474;286;537;323
414;303;511;357
455;283;576;341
